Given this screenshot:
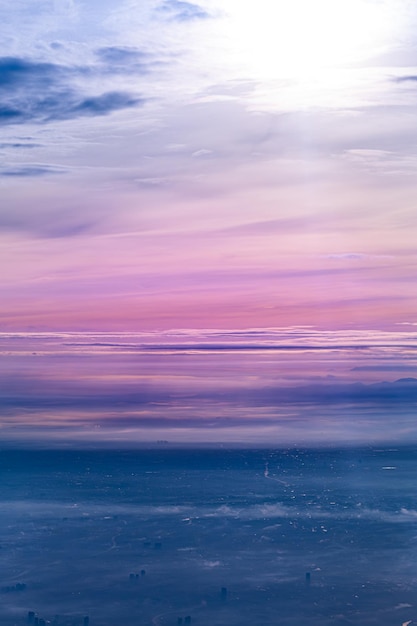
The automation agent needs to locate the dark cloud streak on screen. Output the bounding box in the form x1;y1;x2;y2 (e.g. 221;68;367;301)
0;142;42;148
0;164;67;177
63;342;417;352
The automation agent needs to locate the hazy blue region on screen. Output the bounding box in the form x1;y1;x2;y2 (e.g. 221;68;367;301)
0;447;416;625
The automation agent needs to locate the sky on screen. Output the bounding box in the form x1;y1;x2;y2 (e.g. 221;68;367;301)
1;0;417;331
1;0;417;445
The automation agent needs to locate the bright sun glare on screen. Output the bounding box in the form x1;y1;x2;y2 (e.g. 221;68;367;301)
224;0;395;80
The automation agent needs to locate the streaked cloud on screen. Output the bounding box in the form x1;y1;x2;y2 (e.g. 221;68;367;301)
1;329;417;445
0;164;67;176
0;142;42;149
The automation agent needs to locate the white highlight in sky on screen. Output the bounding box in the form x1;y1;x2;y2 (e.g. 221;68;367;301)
221;0;398;79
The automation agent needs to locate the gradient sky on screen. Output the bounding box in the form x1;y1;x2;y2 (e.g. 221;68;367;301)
2;1;417;445
1;0;417;331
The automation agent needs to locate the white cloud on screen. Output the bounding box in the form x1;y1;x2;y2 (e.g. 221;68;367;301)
191;148;213;157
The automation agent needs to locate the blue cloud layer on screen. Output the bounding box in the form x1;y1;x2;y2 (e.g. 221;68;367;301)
0;56;144;124
2;374;417;415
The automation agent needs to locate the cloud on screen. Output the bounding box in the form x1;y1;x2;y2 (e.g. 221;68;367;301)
0;376;165;412
0;203;98;237
0;142;42;149
0;164;67;177
192;148;213;157
58;326;417;352
95;46;149;65
135;176;174;186
94;46;157;75
0;56;144;125
352;365;417;372
70;92;141;117
157;0;210;21
1;89;142;124
62;342;314;350
2;371;417;418
323;253;366;260
394;75;417;83
38;221;96;238
0;56;66;88
255;378;417;407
